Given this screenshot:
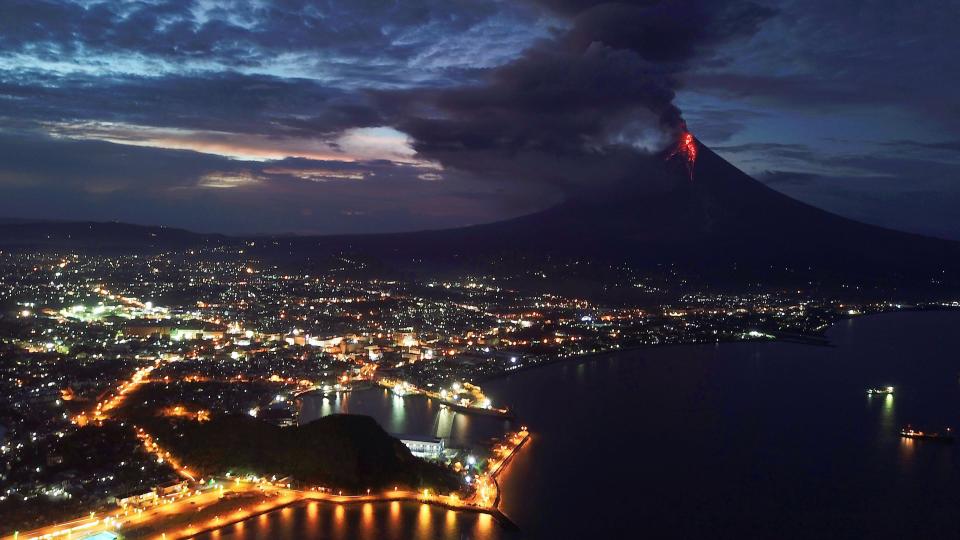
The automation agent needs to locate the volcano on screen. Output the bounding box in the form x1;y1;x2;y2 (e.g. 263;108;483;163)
2;141;959;291
269;140;960;290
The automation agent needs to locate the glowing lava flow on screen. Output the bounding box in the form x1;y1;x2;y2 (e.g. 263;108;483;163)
667;128;698;180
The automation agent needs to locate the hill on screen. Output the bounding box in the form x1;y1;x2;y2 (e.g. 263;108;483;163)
148;414;459;492
0;221;225;251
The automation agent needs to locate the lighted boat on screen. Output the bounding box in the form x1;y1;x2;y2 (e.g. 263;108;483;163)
867;386;894;395
900;426;954;442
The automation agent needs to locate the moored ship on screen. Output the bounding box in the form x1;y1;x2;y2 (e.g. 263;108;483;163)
900;426;954;442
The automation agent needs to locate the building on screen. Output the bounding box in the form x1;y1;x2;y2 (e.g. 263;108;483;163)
258;407;296;427
399;435;445;460
170;327;204;341
154;479;189;497
123;321;172;338
170;322;226;341
115;489;158;508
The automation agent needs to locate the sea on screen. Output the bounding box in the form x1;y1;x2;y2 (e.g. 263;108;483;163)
194;310;960;539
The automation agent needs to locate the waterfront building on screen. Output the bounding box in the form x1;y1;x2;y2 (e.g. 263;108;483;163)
399;435;445;459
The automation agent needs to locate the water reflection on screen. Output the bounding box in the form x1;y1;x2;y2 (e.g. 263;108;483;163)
882;393;894;422
190;500;516;540
416;503;432;539
435;408;455;439
319;396;334;417
444;509;456;537
390;393;406;432
868;392;896;435
899;435;915;465
298;388;511;447
362;503;374;526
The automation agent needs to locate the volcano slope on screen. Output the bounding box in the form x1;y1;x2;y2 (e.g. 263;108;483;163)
259;142;960;293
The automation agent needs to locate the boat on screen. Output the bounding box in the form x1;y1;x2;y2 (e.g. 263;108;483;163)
439;401;515;419
900;426;955;442
867;386;894;395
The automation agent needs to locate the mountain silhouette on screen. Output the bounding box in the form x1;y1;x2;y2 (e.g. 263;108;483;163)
2;141;958;291
272;141;960;289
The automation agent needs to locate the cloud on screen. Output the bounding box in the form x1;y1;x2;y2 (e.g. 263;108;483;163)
39;120;428;165
756;170;821;186
878;140;960;158
261;167;365;183
563;1;777;64
0;1;550;170
0;132;553;234
0;0;551;85
757;168;960;241
676;106;768;143
196;171;264;189
0;72;386;140
681;0;960;131
730;138;960;241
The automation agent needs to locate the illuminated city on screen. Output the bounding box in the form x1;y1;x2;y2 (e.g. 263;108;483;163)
0;247;957;537
2;0;960;538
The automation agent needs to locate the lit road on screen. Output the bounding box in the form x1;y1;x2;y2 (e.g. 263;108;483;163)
0;487;232;540
73;361;159;426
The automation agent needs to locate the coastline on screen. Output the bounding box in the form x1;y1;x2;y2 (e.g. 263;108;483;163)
122;489;519;540
141;307;960;539
481;306;960;385
12;308;959;539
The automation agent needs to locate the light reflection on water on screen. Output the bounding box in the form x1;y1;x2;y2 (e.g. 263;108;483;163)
391;393;407;432
298;387;511;448
189;500;510;540
880;393;895;428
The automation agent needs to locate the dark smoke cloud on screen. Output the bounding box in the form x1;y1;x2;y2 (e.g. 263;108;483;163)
398;43;677;154
388;0;777;191
565;1;777;64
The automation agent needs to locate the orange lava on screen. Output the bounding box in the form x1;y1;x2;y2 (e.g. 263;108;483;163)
668;129;698;180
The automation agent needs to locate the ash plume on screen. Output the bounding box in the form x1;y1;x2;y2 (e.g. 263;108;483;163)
386;0;776;191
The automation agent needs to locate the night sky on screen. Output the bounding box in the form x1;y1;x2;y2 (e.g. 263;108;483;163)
2;1;958;238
